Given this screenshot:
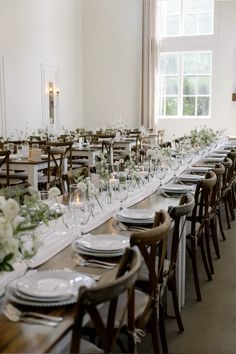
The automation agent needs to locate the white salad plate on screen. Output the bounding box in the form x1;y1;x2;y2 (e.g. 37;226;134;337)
160;184;192;194
202;157;224;162
177;174;204;182
189;166;211;173
74;233;129;252
118;208;154;221
114;214;154;225
6;270;95;307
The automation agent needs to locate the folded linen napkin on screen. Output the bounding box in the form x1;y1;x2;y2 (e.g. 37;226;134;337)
28;225;79;268
0;261;27;296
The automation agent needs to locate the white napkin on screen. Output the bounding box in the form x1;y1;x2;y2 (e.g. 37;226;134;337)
0;261;27;296
28;226;79;268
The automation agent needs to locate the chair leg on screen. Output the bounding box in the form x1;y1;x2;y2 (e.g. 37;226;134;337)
204;224;214;275
168;277;184;332
146;311;161;354
217;206;226;241
198;237;212;281
210;217;221;259
159;303;168;353
190;238;202;301
229;191;235;220
224;198;231;229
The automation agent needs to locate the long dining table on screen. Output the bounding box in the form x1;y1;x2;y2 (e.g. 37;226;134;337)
1;146;225;353
0;177;184;353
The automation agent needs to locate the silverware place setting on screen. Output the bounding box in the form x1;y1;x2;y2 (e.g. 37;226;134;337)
4;303;62;327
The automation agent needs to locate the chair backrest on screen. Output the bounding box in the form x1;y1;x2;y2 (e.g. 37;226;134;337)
0;150;10;187
226;150;236;185
221;157;233;191
129;210;171;327
45;141;73;190
62;166;89;193
167;193;195;277
190;169;217;237
210;162;225;207
101;140;113;163
70;246;142;354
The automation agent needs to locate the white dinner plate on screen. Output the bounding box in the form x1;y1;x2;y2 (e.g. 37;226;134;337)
114;214;154;225
74;233;129;252
16;270;94;298
5;287;77;307
160;184;191;194
118;208;154;220
203;157;224;162
177;174;204;182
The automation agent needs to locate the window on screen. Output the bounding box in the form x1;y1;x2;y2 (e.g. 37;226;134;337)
160;0;214;37
156;0;214;119
158;51;212;117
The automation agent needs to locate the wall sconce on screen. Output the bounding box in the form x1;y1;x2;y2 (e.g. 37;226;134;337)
48;82;60;125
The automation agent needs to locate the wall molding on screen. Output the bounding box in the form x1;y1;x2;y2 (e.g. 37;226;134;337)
41;63;60;133
0;57;7;138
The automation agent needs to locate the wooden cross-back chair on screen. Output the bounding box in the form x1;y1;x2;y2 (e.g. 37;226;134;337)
70;246;142;354
43;141;72;191
62;166;89;193
186;170;217;301
167;193;195;332
209;162;225;255
129;210;171;353
0;150;10;187
0;150;27;188
222;151;236;229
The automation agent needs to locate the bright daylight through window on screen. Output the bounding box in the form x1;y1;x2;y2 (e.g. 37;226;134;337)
156;0;214;119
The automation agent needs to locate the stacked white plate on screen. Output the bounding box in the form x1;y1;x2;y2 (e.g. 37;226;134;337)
177;173;204;183
72;233;130;257
115;208;155;225
5;270;95;307
188;166;211;173
160;183;193;195
202;156;224;162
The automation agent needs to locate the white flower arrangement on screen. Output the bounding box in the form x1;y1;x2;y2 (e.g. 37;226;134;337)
0;197;42;271
48;186;61;199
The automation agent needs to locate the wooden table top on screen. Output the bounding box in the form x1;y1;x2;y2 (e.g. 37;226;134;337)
0;185;178;353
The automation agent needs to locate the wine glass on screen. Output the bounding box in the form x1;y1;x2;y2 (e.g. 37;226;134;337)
16;145;23;160
69;184;91;237
117;181;128;210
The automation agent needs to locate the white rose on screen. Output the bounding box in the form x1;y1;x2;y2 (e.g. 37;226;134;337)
27;186;38;196
48;187;61;199
0;196;6;210
0;217;13;239
3;198;20;220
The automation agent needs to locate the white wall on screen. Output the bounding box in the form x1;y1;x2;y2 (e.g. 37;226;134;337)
157;0;236;141
81;0;142;130
0;0;83;138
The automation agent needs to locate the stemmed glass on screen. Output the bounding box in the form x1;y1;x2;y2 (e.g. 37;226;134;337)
68;184;91;237
155;164;167;187
117;181;128;210
169;157;180;182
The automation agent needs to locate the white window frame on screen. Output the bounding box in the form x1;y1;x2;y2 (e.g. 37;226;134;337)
157;50;212;119
159;0;214;38
156;0;215;121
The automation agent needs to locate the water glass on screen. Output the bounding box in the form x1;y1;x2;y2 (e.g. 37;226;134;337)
69;184;91;236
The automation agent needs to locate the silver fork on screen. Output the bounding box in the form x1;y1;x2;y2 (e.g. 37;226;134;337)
117;222;148;232
5;303;63;322
73;254;116;269
4;304;59;327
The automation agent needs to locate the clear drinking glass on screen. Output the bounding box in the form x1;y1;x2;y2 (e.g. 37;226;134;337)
117;182;128;210
69;184;91;236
